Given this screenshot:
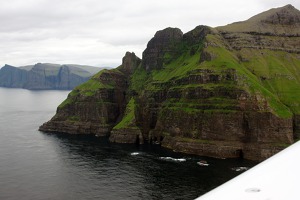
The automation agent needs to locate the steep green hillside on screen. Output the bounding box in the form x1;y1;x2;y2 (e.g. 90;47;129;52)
130;32;293;118
58;69;119;108
239;49;300;114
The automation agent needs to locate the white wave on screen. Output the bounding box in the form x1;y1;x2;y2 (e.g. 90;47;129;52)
231;167;249;172
159;157;187;162
130;152;140;156
197;161;209;166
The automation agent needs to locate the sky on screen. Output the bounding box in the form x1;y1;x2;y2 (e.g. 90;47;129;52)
0;0;299;68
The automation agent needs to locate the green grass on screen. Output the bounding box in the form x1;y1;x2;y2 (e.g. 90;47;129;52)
199;34;293;118
68;68;118;97
146;37;204;84
58;69;119;109
113;98;136;129
162;106;238;115
239;48;300;114
130;64;149;92
169;82;237;90
92;69;110;79
151;51;201;83
72;79;110;97
58;97;72;109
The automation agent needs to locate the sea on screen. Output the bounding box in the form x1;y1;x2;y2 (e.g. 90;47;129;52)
0;87;256;200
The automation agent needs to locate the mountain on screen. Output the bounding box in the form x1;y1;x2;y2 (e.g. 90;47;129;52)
40;5;300;161
0;63;104;90
218;4;300;36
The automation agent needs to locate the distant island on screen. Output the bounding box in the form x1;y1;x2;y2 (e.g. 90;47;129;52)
0;63;105;90
40;5;300;161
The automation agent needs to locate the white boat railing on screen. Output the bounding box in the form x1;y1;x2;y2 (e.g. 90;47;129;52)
196;141;300;200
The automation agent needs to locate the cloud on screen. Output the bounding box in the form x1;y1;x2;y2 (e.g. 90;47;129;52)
0;0;299;67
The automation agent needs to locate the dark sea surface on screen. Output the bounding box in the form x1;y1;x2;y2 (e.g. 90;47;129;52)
0;87;257;200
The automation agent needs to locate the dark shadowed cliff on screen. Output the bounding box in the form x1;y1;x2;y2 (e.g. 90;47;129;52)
40;5;300;161
0;63;103;90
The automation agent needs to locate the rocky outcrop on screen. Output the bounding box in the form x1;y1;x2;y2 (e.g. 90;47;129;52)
182;25;212;46
39;53;141;137
0;63;102;90
110;128;143;144
39;70;127;136
120;52;141;74
142;27;183;71
40;5;300;161
260;4;300;26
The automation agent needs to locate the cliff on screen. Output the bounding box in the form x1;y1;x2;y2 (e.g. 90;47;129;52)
0;63;103;90
40;5;300;161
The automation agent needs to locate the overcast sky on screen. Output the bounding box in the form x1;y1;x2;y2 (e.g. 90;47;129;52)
0;0;299;68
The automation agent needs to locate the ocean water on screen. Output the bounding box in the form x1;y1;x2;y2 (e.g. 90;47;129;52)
0;87;256;200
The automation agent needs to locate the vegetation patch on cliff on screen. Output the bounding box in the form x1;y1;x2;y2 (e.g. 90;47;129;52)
201;34;293;118
113;98;137;130
240;49;300;114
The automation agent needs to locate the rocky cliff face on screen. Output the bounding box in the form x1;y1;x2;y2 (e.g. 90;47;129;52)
142;27;183;71
0;65;29;88
40;5;300;161
0;63;102;90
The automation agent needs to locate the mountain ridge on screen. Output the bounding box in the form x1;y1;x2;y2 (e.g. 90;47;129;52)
0;63;104;90
217;4;300;36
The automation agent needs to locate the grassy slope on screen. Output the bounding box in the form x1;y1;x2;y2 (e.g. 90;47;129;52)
239;48;300;114
113;97;136;129
203;34;292;117
130;33;294;118
58;69;117;108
